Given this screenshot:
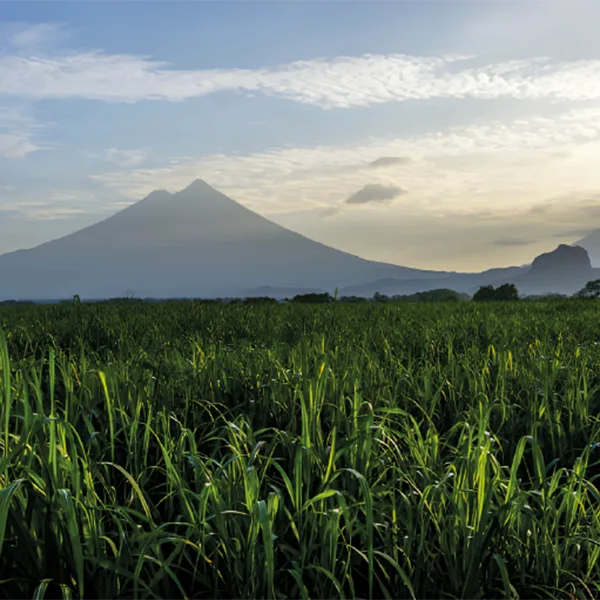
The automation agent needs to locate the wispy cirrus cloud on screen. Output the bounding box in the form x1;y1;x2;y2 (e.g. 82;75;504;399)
0;187;125;220
0;104;50;158
3;41;600;108
553;228;595;239
105;148;148;167
5;22;68;52
0;131;39;158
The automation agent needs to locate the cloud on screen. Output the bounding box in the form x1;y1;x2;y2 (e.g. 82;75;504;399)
89;105;600;213
3;45;600;108
369;157;411;168
0;186;126;221
17;206;88;221
0;133;40;158
345;183;406;205
580;202;600;217
105;148;148;167
493;237;537;247
6;23;68;52
319;206;342;218
80;101;600;271
553;228;596;239
0;104;50;158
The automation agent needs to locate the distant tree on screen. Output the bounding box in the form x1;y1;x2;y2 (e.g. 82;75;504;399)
388;289;466;303
0;300;34;305
473;285;496;302
373;292;389;302
292;292;333;304
576;279;600;298
243;297;278;305
473;284;518;302
339;295;368;303
413;288;467;303
495;283;519;301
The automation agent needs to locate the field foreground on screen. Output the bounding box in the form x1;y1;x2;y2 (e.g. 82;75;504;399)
1;300;600;599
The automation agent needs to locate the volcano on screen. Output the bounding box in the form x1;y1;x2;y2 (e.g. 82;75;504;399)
0;180;446;300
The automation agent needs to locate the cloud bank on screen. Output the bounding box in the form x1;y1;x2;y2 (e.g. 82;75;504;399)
3;44;600;108
89;105;600;212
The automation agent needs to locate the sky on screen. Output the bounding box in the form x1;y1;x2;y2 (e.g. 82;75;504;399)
2;0;600;271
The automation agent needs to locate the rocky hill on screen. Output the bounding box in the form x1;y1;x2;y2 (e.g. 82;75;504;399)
530;244;592;274
513;244;597;296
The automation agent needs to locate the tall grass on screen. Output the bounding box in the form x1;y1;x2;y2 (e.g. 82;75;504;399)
0;300;599;598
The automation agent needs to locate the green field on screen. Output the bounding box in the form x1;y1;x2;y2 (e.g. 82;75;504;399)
1;300;600;599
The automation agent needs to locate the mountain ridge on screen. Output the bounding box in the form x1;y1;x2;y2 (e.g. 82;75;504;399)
0;180;595;300
575;230;600;266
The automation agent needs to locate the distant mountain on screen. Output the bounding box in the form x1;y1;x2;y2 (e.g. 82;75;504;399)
342;245;599;298
0;180;447;300
1;180;596;301
511;244;597;296
575;230;600;266
530;244;591;272
340;267;527;297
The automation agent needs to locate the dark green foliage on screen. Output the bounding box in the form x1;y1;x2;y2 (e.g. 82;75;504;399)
291;292;333;303
339;295;369;303
0;299;35;305
373;289;468;303
473;285;496;301
495;283;519;300
394;288;469;302
473;283;519;301
576;279;600;298
242;297;279;305
100;296;146;305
